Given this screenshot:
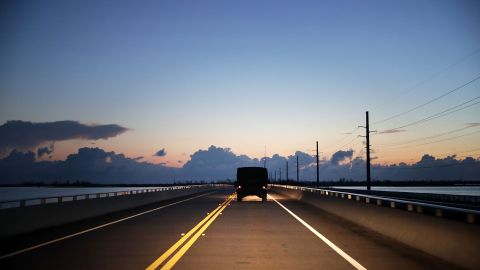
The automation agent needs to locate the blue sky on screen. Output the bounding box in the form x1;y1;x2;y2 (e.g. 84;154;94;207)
1;0;479;166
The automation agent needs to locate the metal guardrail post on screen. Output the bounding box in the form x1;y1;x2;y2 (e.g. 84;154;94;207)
0;184;217;210
271;184;479;224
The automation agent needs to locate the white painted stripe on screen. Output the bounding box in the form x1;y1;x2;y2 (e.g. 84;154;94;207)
0;191;215;260
268;194;367;270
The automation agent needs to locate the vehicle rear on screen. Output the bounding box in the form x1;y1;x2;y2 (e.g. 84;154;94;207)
235;167;268;202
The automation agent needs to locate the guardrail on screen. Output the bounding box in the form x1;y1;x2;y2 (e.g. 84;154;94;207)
0;184;226;210
271;184;480;224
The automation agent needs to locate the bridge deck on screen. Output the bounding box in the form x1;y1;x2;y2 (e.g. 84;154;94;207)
0;189;459;269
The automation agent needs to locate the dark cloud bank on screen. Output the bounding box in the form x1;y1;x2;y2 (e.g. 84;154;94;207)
0;120;128;153
0;145;479;184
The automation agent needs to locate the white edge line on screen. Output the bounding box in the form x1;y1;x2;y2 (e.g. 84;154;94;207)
0;191;215;260
268;194;367;270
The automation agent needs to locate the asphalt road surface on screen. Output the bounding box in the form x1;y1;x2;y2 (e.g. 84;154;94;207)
0;188;460;270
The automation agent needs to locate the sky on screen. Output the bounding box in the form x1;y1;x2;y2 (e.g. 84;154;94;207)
1;0;479;178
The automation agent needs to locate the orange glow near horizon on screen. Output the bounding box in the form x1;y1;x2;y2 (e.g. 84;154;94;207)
38;137;480;168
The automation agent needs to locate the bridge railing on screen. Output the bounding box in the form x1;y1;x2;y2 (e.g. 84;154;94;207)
270;184;479;224
0;184;227;210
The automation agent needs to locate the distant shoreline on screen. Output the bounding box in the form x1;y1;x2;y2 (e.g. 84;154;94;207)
273;180;480;187
1;180;480;188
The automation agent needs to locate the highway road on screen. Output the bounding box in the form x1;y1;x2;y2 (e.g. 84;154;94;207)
0;188;460;270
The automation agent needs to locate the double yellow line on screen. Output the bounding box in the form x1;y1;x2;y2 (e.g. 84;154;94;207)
146;193;235;270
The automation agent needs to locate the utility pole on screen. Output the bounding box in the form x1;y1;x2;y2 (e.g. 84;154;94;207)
366;111;371;191
297;156;299;184
296;155;299;183
316;141;319;186
263;145;267;168
286;161;289;182
279;168;282;182
359;111;373;191
274;171;276;182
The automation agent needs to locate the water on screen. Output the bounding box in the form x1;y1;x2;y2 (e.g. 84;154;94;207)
331;186;480;196
2;185;479;202
0;186;164;202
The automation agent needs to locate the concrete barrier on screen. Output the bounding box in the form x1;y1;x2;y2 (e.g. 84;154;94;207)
272;186;480;270
0;186;220;239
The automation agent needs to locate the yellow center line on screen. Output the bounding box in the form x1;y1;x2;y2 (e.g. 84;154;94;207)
0;191;216;261
145;193;234;270
160;195;235;270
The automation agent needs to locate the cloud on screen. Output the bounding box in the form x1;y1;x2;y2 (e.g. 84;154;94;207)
154;148;167;157
181;146;259;179
37;144;54;157
0;147;176;184
1;145;479;184
379;129;407;134
331;150;354;165
0;120;129;152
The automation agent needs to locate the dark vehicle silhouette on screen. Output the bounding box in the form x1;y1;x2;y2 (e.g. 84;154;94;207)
235;167;269;202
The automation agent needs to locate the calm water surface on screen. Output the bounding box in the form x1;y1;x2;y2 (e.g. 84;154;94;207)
332;186;480;196
1;185;479;201
0;186;164;201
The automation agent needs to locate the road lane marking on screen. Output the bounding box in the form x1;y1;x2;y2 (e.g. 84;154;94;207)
0;191;216;260
268;194;367;270
146;194;234;270
159;194;234;270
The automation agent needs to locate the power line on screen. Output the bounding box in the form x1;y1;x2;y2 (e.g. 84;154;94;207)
371;48;480;111
377;124;479;147
373;74;480;125
381;129;480;150
380;95;480;132
323;127;360;151
337;136;361;151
